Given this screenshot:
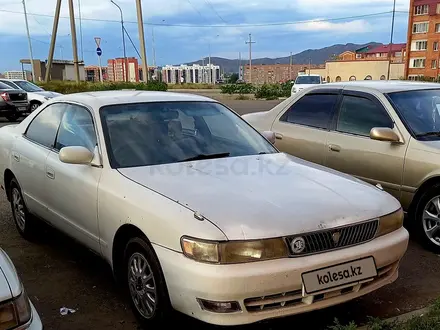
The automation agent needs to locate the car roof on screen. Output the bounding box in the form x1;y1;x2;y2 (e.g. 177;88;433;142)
51;91;217;109
312;80;440;93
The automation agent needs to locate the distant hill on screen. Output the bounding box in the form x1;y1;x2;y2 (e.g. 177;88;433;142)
180;42;384;73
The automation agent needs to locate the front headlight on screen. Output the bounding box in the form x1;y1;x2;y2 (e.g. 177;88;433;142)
377;208;404;237
181;237;289;264
0;290;32;330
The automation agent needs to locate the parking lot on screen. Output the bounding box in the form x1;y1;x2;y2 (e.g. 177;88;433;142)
1;99;440;329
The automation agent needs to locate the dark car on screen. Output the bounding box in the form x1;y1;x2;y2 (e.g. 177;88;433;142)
0;82;29;122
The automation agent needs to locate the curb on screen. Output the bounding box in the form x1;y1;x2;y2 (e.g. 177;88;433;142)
357;307;429;329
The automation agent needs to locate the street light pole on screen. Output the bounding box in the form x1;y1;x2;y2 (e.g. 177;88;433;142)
135;0;149;83
22;0;35;82
68;0;80;82
111;0;128;82
387;0;396;80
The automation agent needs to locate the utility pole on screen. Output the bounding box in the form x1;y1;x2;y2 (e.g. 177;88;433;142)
78;0;84;61
245;34;255;83
239;51;242;80
135;0;149;82
68;0;80;82
152;27;157;67
111;0;128;82
309;58;311;75
22;0;35;82
45;0;62;82
387;0;396;80
289;52;293;81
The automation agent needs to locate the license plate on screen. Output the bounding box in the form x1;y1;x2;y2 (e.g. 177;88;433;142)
301;257;377;295
18;107;26;111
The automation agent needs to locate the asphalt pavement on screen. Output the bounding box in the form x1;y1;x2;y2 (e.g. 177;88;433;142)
1;100;440;329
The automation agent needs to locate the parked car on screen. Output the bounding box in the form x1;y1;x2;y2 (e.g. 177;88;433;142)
0;79;61;112
0;248;42;329
0;82;29;122
0;91;408;326
291;74;323;95
243;81;440;253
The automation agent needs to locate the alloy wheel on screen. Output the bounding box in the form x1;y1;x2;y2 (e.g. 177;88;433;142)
128;252;157;319
12;188;26;232
31;103;40;112
422;196;440;246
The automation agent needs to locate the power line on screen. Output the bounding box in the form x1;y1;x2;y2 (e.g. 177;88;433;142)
0;8;406;28
204;0;228;24
32;16;52;37
185;0;209;22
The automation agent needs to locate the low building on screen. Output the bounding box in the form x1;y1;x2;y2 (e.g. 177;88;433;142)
85;65;108;82
107;57;140;82
161;64;220;84
19;59;86;81
4;71;26;80
242;64;325;84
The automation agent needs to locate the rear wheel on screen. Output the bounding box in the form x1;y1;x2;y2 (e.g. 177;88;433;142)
123;237;172;326
30;101;41;112
414;184;440;253
9;178;37;240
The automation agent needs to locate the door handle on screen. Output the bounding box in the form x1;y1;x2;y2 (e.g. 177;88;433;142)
12;152;20;162
328;144;341;152
275;133;283;140
46;167;55;180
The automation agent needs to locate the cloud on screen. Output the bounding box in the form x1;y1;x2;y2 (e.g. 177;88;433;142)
293;19;373;33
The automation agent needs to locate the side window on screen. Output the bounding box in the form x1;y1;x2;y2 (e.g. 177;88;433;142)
55;105;97;151
25;104;65;148
1;81;18;89
337;95;393;136
280;94;339;129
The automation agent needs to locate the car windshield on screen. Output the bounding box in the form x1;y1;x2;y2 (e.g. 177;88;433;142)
388;89;440;139
100;101;277;168
13;80;43;92
295;76;321;84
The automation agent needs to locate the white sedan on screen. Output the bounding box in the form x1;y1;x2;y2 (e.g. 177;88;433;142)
0;248;42;329
0;91;408;326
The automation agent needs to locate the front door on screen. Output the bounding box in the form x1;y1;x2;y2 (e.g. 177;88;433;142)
271;90;341;165
325;91;406;199
44;103;102;252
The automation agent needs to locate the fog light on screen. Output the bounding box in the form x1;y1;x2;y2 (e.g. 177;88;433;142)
197;299;241;313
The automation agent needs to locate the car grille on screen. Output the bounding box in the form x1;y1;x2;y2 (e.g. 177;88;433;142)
244;261;398;313
286;220;379;257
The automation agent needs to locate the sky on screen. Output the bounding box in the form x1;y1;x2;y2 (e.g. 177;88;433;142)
0;0;410;72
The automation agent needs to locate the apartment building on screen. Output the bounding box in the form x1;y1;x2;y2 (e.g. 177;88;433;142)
85;65;108;82
161;64;220;84
405;0;440;79
107;57;139;82
242;64;324;84
4;71;26;80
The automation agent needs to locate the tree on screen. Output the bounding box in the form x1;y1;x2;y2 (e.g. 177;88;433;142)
229;73;239;83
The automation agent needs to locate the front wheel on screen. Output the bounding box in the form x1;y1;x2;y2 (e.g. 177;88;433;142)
30;102;41;112
124;237;172;326
414;184;440;253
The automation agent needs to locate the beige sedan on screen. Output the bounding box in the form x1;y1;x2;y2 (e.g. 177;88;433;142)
243;81;440;253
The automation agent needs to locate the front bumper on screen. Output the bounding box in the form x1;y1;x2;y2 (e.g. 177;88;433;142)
155;227;409;325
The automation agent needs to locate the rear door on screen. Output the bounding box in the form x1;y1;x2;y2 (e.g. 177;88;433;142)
325;90;406;199
270;89;341;165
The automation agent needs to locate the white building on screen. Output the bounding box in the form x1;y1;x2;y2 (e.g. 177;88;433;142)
4;71;26;80
162;64;220;84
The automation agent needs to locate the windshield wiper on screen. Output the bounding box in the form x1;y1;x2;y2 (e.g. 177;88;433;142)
416;131;440;137
178;152;230;162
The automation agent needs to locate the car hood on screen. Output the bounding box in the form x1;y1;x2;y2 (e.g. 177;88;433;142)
33;91;62;98
119;153;400;240
0;249;21;301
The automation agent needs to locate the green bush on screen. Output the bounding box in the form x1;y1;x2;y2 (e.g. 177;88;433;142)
168;83;217;89
254;83;291;99
37;81;168;94
220;83;255;95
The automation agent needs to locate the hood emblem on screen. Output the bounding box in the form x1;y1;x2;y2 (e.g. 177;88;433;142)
332;231;341;245
290;237;306;254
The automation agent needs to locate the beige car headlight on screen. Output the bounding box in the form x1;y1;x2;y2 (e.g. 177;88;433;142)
0;290;32;330
377;208;404;237
181;237;289;264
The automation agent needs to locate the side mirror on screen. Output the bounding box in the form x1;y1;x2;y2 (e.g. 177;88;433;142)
370;127;400;143
59;146;94;165
262;131;276;144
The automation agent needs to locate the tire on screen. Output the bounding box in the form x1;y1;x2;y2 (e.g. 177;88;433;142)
123;237;172;327
9;178;37;240
414;183;440;253
30;102;41;112
6;113;18;122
